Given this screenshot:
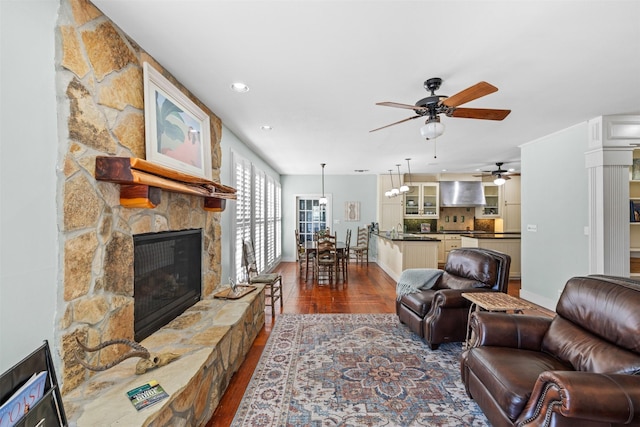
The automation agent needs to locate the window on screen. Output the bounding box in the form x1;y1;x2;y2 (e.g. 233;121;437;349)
232;152;281;282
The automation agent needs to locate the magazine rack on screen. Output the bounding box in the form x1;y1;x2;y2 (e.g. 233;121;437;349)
0;341;67;426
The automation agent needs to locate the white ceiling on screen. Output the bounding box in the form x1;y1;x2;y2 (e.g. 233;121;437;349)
92;0;640;176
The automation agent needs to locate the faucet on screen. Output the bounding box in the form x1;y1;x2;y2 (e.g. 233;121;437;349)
397;223;404;236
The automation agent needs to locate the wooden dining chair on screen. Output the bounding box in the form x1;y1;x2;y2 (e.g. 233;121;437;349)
352;227;369;266
295;229;314;281
337;228;351;282
242;239;283;312
314;233;338;284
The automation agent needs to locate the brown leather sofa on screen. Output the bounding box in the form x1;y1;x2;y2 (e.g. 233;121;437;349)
461;275;640;427
396;247;511;349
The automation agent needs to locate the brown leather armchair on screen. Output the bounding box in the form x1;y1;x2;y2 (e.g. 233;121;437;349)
396;247;511;349
461;275;640;427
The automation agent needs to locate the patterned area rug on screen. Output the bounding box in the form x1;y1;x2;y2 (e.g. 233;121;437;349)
231;314;489;426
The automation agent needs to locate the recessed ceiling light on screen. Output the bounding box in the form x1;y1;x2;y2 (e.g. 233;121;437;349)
230;82;249;93
260;125;272;131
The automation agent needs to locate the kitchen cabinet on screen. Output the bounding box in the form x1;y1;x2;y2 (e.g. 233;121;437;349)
476;183;501;218
404;182;439;218
461;235;521;278
423;233;446;263
374;234;439;281
443;234;461;261
502;176;521;232
378;174;403;232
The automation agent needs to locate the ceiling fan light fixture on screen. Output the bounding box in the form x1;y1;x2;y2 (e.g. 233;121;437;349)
494;175;506;186
420;118;445;140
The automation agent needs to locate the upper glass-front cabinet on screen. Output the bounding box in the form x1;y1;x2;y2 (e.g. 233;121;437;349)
477;183;501;217
404;183;439;218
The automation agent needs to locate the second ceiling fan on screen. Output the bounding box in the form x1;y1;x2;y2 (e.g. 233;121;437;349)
370;77;511;139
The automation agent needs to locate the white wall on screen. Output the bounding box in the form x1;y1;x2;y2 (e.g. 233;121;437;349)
520;123;590;310
281;174;377;261
0;1;60;371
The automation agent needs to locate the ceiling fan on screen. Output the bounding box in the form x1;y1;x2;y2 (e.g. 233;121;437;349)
474;162;520;185
370;77;511;139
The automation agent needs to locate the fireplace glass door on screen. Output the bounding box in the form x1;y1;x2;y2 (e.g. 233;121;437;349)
133;229;202;341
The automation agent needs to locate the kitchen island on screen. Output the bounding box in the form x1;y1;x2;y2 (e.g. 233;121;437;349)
461;233;521;278
373;232;440;281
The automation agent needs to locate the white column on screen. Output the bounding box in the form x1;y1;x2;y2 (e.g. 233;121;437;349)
586;115;640;276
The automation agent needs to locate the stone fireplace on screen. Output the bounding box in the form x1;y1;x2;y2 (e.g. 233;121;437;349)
54;2;264;424
57;0;225;394
133;229;202;341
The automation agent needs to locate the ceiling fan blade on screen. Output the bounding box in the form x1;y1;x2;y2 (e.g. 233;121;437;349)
376;101;428;111
440;81;498;108
369;115;421;132
450;107;511;120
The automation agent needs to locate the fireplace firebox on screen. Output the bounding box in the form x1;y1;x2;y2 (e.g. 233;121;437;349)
133;229;202;341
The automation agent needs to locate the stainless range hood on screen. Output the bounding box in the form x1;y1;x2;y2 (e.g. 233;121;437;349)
439;181;486;207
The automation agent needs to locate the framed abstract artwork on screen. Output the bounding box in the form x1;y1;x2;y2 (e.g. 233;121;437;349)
143;62;212;180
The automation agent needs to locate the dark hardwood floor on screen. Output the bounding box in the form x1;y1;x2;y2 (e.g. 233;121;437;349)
206;261;548;426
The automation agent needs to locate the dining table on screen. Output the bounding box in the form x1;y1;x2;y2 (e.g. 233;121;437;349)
303;240;346;282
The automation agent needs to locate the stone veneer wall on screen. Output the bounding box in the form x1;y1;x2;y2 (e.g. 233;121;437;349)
56;0;224;393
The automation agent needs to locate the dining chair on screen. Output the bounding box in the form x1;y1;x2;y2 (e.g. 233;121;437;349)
295;229;314;281
337;228;351;282
314;233;338;284
242;239;283;312
352;226;369;266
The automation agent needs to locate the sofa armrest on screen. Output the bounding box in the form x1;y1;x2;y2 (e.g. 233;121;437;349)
471;311;552;350
517;371;640;426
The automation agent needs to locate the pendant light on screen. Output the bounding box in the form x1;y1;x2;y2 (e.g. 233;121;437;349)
385;169;399;198
398;163;409;193
403;158;413;191
319;163;328;205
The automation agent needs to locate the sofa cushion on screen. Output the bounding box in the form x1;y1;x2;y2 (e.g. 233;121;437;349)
542;317;640;374
465;347;572;421
542;276;640;373
440;249;498;289
440;272;488;290
555;276;640;353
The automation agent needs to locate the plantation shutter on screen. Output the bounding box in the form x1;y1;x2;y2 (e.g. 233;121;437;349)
233;154;252;281
253;169;265;272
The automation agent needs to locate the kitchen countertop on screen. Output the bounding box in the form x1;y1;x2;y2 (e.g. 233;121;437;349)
460;233;521;239
374;232;440;242
375;231;521;241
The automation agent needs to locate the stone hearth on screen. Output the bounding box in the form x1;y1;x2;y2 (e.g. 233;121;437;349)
63;286;265;426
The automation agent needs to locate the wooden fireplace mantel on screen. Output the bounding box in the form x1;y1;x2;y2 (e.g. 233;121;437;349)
95;156;236;211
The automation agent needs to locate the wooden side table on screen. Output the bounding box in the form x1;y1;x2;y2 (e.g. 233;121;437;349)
462;292;533;349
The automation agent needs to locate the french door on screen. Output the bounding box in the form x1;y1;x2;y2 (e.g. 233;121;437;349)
296;197;331;244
